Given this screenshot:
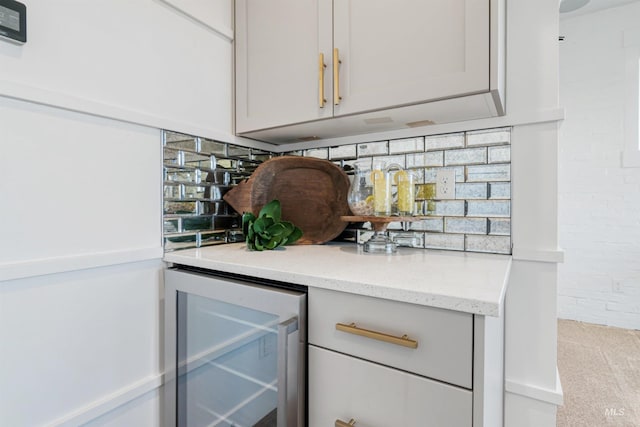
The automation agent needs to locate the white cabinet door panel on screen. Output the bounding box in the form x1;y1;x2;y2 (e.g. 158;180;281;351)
333;0;490;116
308;346;472;427
235;0;333;133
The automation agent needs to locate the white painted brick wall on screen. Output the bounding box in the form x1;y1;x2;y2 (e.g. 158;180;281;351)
558;3;640;330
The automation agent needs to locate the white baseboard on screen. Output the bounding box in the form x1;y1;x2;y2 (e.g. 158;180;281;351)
512;247;565;264
505;373;564;406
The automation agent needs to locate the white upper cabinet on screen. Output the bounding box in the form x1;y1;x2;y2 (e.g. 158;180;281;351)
235;0;505;143
235;0;333;132
332;0;489;116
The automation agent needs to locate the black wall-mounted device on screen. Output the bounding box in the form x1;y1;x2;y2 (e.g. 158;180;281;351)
0;0;26;44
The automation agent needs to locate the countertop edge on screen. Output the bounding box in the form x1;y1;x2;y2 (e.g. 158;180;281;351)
163;245;511;317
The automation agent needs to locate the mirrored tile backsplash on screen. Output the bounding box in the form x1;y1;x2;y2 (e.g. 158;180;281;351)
287;127;512;255
162;131;272;251
163;127;511;254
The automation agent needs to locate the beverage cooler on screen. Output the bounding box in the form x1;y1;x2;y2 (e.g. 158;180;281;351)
164;268;307;427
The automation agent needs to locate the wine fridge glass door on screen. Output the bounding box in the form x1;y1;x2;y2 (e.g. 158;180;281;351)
164;269;305;427
178;291;282;426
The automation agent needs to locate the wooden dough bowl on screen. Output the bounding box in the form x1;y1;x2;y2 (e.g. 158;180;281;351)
223;156;351;245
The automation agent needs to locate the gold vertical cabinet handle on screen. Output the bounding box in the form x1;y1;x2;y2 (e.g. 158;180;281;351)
333;48;342;105
335;418;356;427
319;53;327;108
336;322;418;349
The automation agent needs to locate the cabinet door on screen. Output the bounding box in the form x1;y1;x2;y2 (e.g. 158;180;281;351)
333;0;490;117
308;346;472;427
235;0;333;133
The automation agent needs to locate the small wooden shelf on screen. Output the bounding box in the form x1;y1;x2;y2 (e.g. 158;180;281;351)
341;215;427;232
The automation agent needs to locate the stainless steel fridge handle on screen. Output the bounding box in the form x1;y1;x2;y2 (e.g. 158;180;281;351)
277;316;299;427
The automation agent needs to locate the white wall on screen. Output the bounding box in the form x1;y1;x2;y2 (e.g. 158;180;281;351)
0;261;164;426
0;1;234;426
502;1;564;425
0;98;162;270
558;2;640;330
0;0;233;141
0;99;166;427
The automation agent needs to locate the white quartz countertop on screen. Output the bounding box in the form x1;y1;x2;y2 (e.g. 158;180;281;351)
164;243;512;317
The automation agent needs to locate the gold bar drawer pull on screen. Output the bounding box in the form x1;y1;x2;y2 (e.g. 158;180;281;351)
335;418;356;427
335;322;418;349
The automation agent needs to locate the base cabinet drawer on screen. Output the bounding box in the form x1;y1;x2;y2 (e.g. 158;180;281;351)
309;287;473;388
308;346;472;427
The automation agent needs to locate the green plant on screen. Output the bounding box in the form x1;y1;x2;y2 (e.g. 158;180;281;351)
242;200;303;251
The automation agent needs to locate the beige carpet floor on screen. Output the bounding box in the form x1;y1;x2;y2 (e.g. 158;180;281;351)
557;319;640;427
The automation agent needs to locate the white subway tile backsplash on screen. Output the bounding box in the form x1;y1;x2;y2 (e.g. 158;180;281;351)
251;150;273;162
165;168;198;184
164;184;182;200
165;127;512;255
165;132;195;144
305;147;329;159
425;166;465;183
164;200;198;215
379;155;406;168
466;128;510;146
184;185;207;200
201;139;228;156
374;128;513;254
389;137;425;154
410;168;425;184
302;127;512;255
425;151;445;167
465;235;511;254
488;218;511;236
200;230;228;246
410;217;444;232
330;144;357;159
455;183;489;199
425;233;465;251
488;146;511;163
444;147;487;166
228;145;252;159
163;131;262;250
358;141;389;156
489;182;511;199
466;200;511;217
466;164;511;182
407;151;444;168
425;133;465;151
445;218;488;234
434;200;465;216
